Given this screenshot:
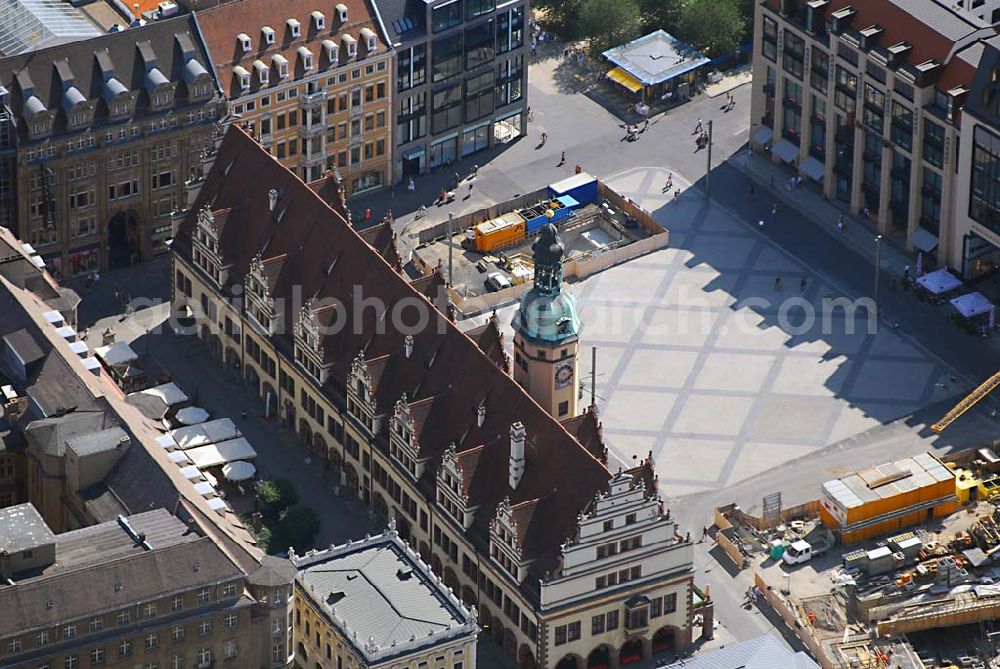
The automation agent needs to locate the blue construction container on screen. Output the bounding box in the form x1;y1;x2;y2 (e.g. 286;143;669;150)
522;195;579;233
549;172;598;205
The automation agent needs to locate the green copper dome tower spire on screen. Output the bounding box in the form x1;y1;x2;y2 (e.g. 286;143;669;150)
511;223;581;419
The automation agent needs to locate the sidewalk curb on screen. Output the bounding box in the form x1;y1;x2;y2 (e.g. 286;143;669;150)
734;153;911;275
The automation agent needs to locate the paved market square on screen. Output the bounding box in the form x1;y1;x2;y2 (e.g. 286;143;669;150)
471;167;960;497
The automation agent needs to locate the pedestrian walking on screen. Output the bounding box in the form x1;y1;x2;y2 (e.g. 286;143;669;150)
800;275;808;292
241;408;248;420
774;276;783;291
837;213;845;231
407;177;415;192
472;164;479;177
453;171;460;187
559;150;566;165
540;131;547;145
771;203;778;215
695;118;703;134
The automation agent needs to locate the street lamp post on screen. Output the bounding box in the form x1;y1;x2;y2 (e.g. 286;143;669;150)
705;119;714;201
874;234;883;312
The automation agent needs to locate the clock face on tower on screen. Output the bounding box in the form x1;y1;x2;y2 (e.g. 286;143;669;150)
555;362;574;388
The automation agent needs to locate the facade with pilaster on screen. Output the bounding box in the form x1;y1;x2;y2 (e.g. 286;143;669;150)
749;0;993;270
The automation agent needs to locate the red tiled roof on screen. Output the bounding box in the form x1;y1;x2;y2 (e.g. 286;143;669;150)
175;127;616;591
464;313;510;372
195;0;390;98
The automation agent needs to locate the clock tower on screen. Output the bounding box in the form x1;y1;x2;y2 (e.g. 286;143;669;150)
511;223;582;419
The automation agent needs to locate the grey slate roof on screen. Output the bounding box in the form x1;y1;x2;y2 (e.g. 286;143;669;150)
25;410;115;457
65;425;129;457
374;0;426;45
79;431;181;521
0;503;55;555
0;14;216;136
663;634;819;669
296;537;473;658
3;328;44;367
249;555;296;587
886;0;987;38
44;509;196;573
0;531;241;637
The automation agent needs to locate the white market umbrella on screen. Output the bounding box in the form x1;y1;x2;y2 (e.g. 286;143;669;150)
175;406;209;425
221;460;257;482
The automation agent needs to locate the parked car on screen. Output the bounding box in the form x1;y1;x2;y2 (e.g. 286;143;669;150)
485;272;512;292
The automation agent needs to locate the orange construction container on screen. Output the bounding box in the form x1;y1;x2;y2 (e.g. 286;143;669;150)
474;213;525;252
820;453;957;544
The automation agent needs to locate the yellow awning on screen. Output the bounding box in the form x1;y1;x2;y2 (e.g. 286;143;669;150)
606;66;643;93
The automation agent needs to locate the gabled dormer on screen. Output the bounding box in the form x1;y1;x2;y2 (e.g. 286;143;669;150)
490;497;526;582
389;394;421;478
294;300;331;384
138;41;173;111
346;353;375;433
437;443;472;529
245;252;276;335
176;34;212;100
192;205;224;286
17;70;50;139
54;59;90;130
96;50;131;119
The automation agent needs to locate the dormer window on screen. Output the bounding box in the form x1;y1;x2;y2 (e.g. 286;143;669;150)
262;26;276;45
343;34;357;58
312;11;325;30
273;54;289;78
336;3;348;22
361;28;377;53
299;47;313;72
234;66;251;91
287;18;301;38
253;60;269;84
238;33;252;52
322;40;338;66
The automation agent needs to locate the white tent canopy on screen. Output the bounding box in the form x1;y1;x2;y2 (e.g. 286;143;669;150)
222;460;256;482
916;267;962;295
140;382;189;406
94;341;138;367
169;418;239;450
187;438;257;469
950;291;994;318
175;406;209;426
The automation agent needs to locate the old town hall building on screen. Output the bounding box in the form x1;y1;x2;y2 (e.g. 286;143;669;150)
170;126;707;669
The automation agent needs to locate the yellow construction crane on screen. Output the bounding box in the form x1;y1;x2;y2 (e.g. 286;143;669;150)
931;371;1000;433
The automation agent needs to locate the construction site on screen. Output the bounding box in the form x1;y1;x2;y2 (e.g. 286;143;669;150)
715;444;1000;669
405;172;669;315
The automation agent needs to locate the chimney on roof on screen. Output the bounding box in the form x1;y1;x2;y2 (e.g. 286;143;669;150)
509;422;525;489
268;188;279;213
404;334;414;358
477;401;486;428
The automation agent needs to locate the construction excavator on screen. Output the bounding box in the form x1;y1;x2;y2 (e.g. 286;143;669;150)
930;371;1000;433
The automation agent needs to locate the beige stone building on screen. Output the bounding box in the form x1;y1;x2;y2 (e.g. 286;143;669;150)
291;526;478;669
0;503;295;669
195;0;395;193
749;0;996;269
0;15;222;277
171;126;709;669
